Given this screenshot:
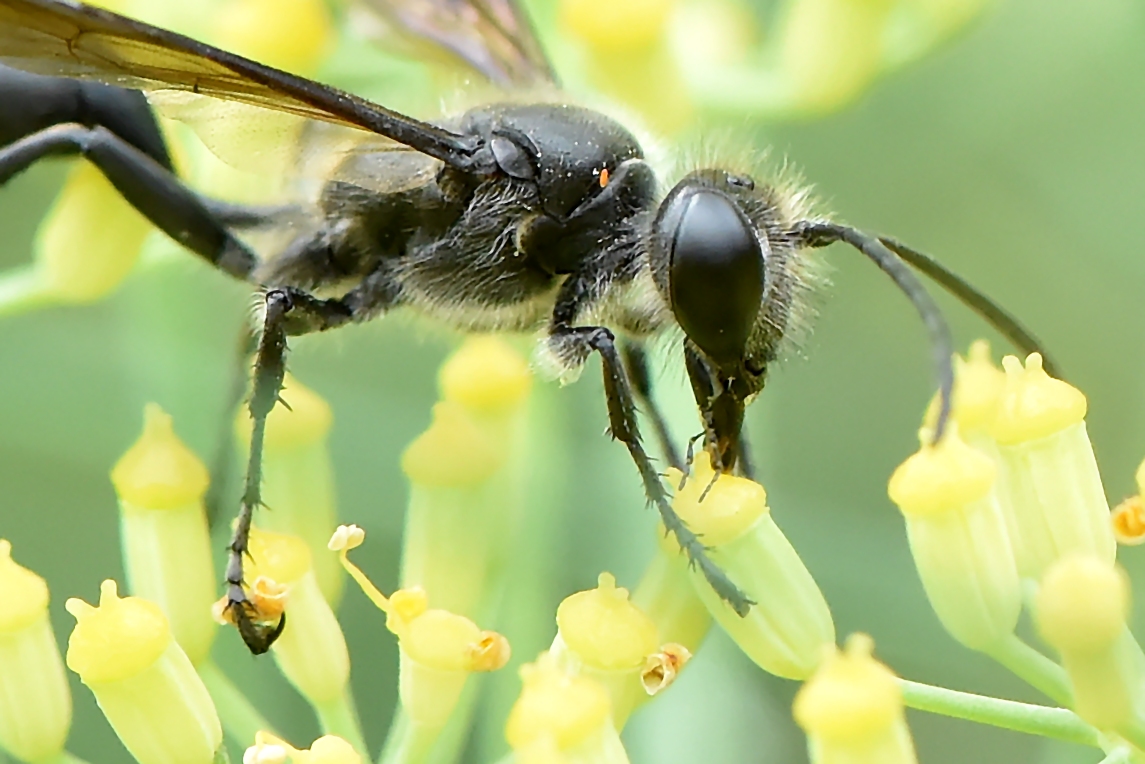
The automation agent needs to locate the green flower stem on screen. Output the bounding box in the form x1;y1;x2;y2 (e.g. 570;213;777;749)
378;710;438;764
314;689;368;757
1096;748;1132;764
982;633;1073;706
414;677;485;764
197;659;277;745
0;266;52;316
898;679;1099;746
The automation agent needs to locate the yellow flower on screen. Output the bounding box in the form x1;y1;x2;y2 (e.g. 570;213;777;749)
550;572;688;725
1035;555;1144;732
244;526;350;707
0;540;71;764
889;426;1020;650
991;353;1114;579
330;525;509;732
211;0;333;75
245;732;360;764
666;456;835;679
112;403;217;664
794;634;918;764
506;654;630;764
35;162;151;303
66;580;221;764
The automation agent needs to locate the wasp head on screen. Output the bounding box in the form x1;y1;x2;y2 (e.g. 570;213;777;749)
652;169;805;471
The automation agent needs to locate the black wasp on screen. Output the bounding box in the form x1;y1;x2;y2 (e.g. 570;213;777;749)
0;0;1054;653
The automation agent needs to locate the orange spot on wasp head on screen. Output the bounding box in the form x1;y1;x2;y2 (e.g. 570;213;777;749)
599;167;610;188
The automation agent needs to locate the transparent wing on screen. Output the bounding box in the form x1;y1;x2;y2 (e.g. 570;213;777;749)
0;0;481;167
353;0;556;89
153;91;439;199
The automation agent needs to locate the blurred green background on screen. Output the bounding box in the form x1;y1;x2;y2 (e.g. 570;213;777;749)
2;0;1145;762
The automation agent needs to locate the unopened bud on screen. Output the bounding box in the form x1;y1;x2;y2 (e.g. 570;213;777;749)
0;541;71;763
794;634;918;764
66;580;221;764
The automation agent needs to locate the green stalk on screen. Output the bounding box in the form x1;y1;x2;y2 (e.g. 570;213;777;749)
0;266;52;316
983;633;1073;706
197;659;277;745
315;689;369;757
898;679;1099;746
1096;748;1132;764
378;710;439;764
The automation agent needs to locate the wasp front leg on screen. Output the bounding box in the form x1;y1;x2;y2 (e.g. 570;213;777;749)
621;341;683;471
546;271;752;616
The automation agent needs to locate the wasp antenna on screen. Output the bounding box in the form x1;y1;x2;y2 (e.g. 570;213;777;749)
877;236;1061;379
799;222;954;443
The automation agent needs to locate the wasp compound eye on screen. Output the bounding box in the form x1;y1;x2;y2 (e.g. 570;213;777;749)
660;189;766;368
490;134;535;179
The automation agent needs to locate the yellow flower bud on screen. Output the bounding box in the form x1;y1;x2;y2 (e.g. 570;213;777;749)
991;354;1113;578
666;458;834;679
0;541;71;764
559;0;673;52
557;574;658;673
113;404;217;664
36;161;150;302
794;635;918;764
1035;556;1144;731
236;374;342;604
212;0;332;75
558;0;692;133
245;733;360;764
506;655;630;764
248;527;349;705
66;580;222;764
306;735;361;764
439;336;532;416
889;428;1020;650
551;573;664;723
947;340;1006;435
777;0;896;114
112;403;210;509
992;354;1086;445
401;401;503;486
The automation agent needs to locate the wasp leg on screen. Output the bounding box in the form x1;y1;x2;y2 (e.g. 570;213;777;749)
0;68;173;168
226;269;401;653
0;123;257;279
552;324;751;615
620;342;683;471
548;267;752;615
225;286;354;652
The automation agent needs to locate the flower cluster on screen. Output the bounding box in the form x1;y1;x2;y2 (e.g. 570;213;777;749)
0;0;1125;761
10;331;1145;764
